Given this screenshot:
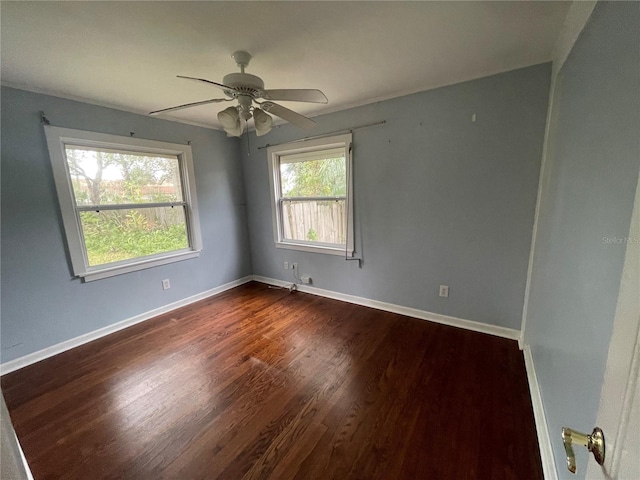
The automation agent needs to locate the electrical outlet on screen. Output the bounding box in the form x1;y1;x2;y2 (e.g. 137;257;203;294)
300;275;312;285
292;263;298;271
284;261;289;270
439;285;449;298
162;279;171;290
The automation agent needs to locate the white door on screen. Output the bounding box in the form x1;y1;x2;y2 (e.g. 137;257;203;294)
585;173;640;479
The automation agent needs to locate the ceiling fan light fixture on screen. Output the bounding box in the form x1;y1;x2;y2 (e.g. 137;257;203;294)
218;106;240;129
225;121;243;137
253;108;273;136
155;51;326;132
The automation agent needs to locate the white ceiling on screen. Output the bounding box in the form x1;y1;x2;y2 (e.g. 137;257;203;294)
1;1;570;131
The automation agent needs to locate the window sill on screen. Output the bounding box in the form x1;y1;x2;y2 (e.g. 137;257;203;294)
275;242;353;257
79;250;201;282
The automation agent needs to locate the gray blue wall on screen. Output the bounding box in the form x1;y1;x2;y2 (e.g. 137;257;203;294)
1;87;251;363
524;3;640;479
1;63;553;364
241;64;551;330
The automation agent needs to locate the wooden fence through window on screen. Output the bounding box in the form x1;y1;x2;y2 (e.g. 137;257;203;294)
283;200;346;244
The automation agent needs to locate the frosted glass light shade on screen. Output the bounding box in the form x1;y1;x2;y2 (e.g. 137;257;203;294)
218;107;240;129
253;108;273;136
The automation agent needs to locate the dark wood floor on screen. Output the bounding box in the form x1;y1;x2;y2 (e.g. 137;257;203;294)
2;282;542;480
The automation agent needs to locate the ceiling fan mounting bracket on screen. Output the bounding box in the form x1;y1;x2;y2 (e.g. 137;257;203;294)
231;50;252;71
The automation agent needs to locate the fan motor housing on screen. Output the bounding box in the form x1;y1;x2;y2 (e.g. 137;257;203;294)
222;73;264;97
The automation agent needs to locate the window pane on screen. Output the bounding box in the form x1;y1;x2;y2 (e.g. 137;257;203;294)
282;199;346;245
65;146;182;205
79;206;188;266
280;156;346;198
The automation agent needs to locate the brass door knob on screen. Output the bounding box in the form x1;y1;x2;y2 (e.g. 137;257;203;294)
561;426;605;474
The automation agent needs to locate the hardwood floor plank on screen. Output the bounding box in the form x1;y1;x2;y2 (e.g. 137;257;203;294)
2;282;543;479
165;301;390;480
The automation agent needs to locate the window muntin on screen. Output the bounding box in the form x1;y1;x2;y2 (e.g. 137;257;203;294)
268;134;353;255
45;127;202;281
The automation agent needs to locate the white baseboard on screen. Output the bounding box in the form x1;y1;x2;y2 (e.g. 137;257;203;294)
0;276;253;375
252;275;521;341
16;430;35;480
1;274;521;374
523;345;558;480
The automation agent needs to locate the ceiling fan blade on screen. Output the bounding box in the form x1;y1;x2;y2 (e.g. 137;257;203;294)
261;89;328;104
177;75;236;91
261;102;316;130
149;98;227;115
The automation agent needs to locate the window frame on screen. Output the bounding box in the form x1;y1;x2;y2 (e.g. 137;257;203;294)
44;126;203;281
267;133;354;256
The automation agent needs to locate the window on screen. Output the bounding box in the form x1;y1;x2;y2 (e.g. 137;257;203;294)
268;133;353;255
44;127;202;281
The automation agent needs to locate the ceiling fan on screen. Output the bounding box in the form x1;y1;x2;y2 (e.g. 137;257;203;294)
150;50;328;137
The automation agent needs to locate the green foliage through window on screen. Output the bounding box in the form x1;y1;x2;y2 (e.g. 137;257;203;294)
66;147;182;206
280;156;346;197
66;146;189;267
306;228;318;241
278;152;347;245
80;208;188;266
